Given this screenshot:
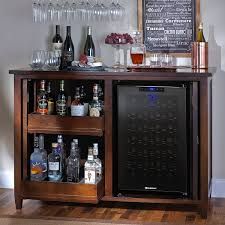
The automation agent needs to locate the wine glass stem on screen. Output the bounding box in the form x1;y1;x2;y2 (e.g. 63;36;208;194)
115;45;121;66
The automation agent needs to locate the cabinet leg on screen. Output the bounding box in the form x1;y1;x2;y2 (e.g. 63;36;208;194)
199;205;208;219
15;197;23;209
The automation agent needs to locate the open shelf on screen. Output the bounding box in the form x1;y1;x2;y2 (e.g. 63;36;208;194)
28;114;104;136
22;179;104;204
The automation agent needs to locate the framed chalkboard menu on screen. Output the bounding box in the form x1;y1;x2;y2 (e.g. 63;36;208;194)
138;0;200;54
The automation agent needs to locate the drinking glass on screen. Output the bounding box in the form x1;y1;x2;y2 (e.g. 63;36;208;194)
44;51;60;70
30;50;45;70
115;0;125;20
62;0;73;23
54;0;63;22
77;0;85;20
47;0;54;22
161;54;175;67
32;0;39;22
150;54;161;67
92;0;101;21
109;1;117;21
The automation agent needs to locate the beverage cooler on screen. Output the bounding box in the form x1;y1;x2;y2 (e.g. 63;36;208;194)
115;83;198;198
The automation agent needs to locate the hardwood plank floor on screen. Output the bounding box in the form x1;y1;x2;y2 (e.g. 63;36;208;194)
0;189;225;224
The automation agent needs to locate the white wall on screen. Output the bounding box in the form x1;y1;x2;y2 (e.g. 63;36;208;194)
0;0;225;196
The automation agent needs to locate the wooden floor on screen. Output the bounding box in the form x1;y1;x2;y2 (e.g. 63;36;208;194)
0;189;225;224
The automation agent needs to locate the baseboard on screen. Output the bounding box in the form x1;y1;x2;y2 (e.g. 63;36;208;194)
212;179;225;198
0;171;14;189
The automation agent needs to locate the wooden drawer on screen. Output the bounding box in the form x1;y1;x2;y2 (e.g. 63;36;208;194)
28;114;104;136
22;179;104;204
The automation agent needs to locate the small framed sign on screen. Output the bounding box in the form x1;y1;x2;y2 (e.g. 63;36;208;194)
138;0;200;55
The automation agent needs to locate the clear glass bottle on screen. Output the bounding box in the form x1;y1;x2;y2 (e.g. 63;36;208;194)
30;136;45;181
93;143;102;182
38;134;47;180
130;31;145;66
66;142;80;183
56;80;67;116
89;84;103;117
71;87;85;117
84;147;97;184
48;143;62;182
37;80;48;115
57;135;65;174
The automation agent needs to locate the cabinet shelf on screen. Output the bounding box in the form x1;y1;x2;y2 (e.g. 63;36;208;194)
22;179;104;204
28;114;104;136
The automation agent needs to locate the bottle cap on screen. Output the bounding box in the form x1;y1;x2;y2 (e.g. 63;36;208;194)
87;26;92;35
52;143;58;148
93;143;98;148
199;22;203;29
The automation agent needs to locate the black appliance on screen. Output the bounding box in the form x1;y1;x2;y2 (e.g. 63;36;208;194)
116;84;192;197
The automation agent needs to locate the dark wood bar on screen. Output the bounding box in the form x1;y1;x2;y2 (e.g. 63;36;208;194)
10;68;213;218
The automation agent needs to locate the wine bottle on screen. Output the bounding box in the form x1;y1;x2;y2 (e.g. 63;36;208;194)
197;22;206;42
62;26;74;69
84;26;95;62
52;25;63;58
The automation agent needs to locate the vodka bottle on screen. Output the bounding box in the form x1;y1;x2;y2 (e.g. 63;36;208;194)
93;143;102;181
89;84;103;117
30;136;45;181
48;143;62;181
84;147;97;184
57;135;65;174
66;142;80;183
38;134;47;180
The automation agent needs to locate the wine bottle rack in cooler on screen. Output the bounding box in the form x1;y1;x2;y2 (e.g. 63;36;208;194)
117;85;189;197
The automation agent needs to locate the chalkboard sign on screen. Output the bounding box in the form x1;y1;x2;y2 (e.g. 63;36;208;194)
140;0;199;53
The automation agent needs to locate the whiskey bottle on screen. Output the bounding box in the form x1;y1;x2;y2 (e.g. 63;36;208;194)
80;85;86;104
66;142;80;183
38;134;47;180
56;80;67;116
37;80;48;115
93;143;102;181
71;87;85;117
48;143;62;182
47;81;54;115
84;147;97;184
89;84;103;117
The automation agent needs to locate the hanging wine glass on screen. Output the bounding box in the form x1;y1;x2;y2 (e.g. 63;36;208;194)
47;0;54;22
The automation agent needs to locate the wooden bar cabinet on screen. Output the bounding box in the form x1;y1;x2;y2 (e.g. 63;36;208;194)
9;68;212;218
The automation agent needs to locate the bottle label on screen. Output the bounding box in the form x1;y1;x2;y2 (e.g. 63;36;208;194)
56;100;67;116
52;43;63;57
30;161;43;175
71;105;85;117
85;169;96;184
37;99;48;114
88;155;94;161
63;51;73;63
49;162;60;171
89;107;100;117
47;100;54;115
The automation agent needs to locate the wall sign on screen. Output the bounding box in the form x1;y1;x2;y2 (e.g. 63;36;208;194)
138;0;200;53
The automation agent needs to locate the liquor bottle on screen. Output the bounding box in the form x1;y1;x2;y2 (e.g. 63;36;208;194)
57;135;65;173
89;84;103;117
84;147;97;184
38;134;47;180
66;142;80;183
80;85;86;103
71;87;85;117
84;26;95;62
30;136;45;181
47;81;54;115
37;80;48;115
56;80;67;116
62;26;74;69
48;143;62;181
93;143;102;181
197;22;206;42
52;25;63;58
